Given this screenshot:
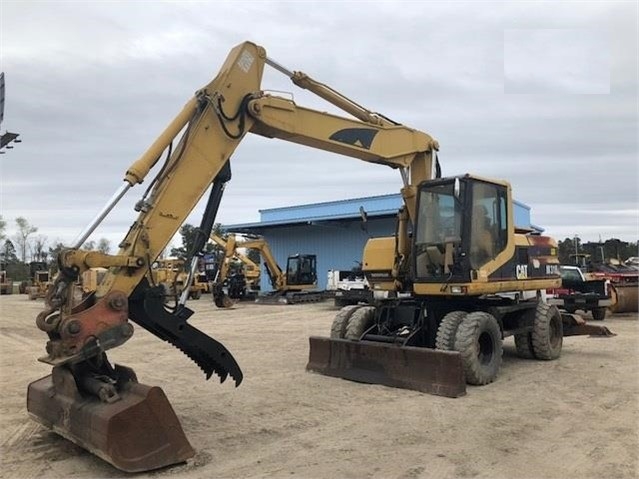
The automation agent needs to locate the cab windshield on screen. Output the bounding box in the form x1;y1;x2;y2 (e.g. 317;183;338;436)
414;182;464;279
416;183;462;247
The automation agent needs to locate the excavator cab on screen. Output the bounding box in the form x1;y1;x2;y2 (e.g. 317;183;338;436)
413;175;509;283
285;254;317;287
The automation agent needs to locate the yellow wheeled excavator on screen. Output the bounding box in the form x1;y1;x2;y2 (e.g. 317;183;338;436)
210;233;320;307
28;41;613;473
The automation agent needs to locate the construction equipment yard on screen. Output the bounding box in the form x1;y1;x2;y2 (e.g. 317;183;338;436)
1;295;637;479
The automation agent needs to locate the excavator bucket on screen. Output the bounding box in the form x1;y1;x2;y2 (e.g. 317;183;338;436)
213;287;236;308
307;336;466;398
27;367;194;473
610;283;638;314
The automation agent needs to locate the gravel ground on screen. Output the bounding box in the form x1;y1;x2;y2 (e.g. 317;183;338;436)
1;294;637;479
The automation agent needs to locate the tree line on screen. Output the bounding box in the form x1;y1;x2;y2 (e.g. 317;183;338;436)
0;215;112;281
0;216;257;282
2;214;635;282
555;237;636;265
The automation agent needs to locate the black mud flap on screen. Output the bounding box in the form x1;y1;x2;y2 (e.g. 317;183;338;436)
306;336;466;398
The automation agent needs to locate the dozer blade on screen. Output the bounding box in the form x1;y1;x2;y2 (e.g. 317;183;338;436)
27;368;194;473
307;336;466;398
561;313;616;337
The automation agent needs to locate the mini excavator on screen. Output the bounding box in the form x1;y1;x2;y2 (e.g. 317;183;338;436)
210;233;319;307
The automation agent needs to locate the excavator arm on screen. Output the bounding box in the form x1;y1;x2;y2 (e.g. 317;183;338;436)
30;40;439;472
39;40;438;370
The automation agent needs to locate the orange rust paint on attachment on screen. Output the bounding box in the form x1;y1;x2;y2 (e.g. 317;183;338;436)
57;291;129;357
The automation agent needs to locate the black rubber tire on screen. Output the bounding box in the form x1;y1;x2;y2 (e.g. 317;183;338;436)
531;303;563;360
591;307;606;321
330;305;363;339
514;333;535;359
334;298;348;308
344;306;376;340
454;311;503;386
435;311;468;350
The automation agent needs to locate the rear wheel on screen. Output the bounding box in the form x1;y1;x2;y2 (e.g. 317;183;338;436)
344;306;376;340
514;333;535;359
591;307;606;321
454;311;503;385
330;305;362;339
531;303;563;360
436;311;467;350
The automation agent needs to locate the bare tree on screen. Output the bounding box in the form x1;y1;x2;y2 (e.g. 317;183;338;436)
14;217;38;263
31;235;48;263
97;238;111;254
0;215;6;242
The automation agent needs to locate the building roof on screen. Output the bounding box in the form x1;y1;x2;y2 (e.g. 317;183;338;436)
224;193;401;232
223;193;542;233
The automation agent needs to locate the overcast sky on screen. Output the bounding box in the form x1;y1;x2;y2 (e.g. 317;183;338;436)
1;1;637;255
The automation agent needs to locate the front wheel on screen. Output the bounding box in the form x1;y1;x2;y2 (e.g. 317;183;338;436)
344;306;375;340
330;305;362;339
436;311;467;351
454;311;503;385
531;303;563;360
591;307;606;321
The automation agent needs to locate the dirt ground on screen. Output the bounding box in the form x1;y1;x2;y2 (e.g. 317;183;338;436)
1;294;637;479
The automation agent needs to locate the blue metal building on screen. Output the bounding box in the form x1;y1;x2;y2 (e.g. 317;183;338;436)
224;194;540;291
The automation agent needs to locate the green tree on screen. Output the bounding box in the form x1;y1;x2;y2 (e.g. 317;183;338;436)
557;237;581;264
14;217;37;263
1;239;18;265
170;223;223;260
48;242;66;273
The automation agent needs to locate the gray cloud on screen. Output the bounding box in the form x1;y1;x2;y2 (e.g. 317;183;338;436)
1;1;637;253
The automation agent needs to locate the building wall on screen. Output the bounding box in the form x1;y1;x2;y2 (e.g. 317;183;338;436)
257;217;395;291
226;195;535;291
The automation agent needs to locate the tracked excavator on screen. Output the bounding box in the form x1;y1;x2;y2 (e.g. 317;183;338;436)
209;233;262;305
210;233;319;307
28;41;613;473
